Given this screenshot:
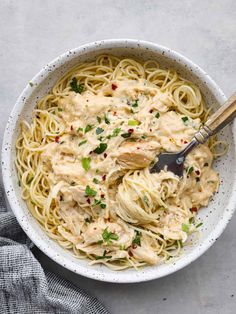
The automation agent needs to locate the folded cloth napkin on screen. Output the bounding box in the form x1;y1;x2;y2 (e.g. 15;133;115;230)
0;186;109;314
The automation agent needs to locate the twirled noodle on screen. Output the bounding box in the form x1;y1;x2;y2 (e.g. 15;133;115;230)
15;55;224;270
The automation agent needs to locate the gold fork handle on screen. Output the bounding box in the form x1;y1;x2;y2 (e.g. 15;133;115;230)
194;92;236;144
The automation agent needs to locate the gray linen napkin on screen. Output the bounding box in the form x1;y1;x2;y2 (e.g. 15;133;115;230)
0;185;109;314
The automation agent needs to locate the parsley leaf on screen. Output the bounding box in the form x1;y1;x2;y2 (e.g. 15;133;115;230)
187;166;194;174
132;231;142;246
181;116;189;125
84;124;94;133
102;228;119;244
155;112;160;119
196;222;203;228
104;115;110;124
95;250;112;260
94;143;107;154
128;120;139;126
130;99;139;107
182;223;190;233
97;116;102;123
96;127;104;135
85;185;97;197
81;157;91;171
70;77;84;94
93;178;99;184
107;128;121;139
77;127;83;133
78;140;87;146
121;132;131;138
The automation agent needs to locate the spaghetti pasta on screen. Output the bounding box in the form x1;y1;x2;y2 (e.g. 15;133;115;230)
15;55;222;269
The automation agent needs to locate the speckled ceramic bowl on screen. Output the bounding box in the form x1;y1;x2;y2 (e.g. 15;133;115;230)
2;39;236;283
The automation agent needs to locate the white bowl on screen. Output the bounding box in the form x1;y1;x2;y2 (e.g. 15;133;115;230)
2;39;236;283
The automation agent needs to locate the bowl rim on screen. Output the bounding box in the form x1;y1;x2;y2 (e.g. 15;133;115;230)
2;39;236;283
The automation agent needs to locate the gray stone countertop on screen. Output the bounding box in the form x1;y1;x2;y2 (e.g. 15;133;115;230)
0;1;236;313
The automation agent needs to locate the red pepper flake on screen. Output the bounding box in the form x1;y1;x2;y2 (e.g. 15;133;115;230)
104;153;107;158
70;125;74;131
111;83;117;90
149;109;153;113
149;129;152;132
113;111;117;116
86;198;91;204
132;244;137;249
128;251;133;257
101;194;105;198
128;129;134;134
195;170;200;176
137;147;140;150
191;207;198;212
55;136;60;143
102;175;106;181
89;151;93;155
184;140;188;144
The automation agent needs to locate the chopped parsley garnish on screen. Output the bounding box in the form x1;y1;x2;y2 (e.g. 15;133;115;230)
119;245;126;250
141;135;147;139
77;127;83;133
95;250;112;260
70;77;84;94
85;185;97;197
102;228;119;244
112;127;121;136
93;178;99;184
93;199;101;206
121;132;131;138
104;115;110;124
187;166;194;174
132;231;142;246
81;157;91;171
29;82;34;87
78;140;87;146
107;128;121;139
181;116;189;125
189;217;195;224
96;127;104;135
130;99;139;107
196;222;203;228
97;116;102;123
128;119;139;126
182;223;190;233
93;199;106;208
84;124;94;133
58;108;63;112
155;112;160;119
97;240;103;245
94;143;107;154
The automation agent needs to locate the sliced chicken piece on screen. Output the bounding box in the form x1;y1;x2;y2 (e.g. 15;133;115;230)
190;168;219;207
116;140;160;169
83;218;134;248
59;206;85;237
130;246;159;265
